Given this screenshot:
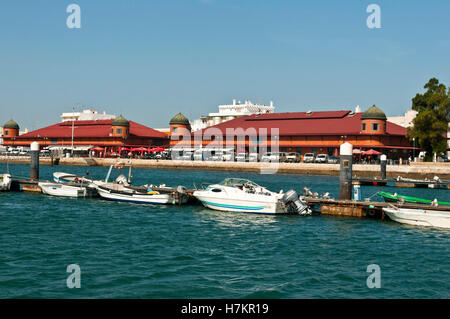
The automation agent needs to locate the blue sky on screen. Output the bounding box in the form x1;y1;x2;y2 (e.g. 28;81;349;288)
0;0;449;131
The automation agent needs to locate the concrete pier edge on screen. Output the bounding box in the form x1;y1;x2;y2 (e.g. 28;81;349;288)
1;156;449;179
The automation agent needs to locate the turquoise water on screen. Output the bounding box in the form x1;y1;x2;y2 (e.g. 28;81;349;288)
1;163;449;298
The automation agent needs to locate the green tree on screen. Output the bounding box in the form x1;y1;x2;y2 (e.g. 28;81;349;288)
407;78;450;161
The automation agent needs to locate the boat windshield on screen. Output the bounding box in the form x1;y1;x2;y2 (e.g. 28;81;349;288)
219;178;261;188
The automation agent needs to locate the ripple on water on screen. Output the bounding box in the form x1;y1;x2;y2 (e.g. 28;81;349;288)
0;164;449;298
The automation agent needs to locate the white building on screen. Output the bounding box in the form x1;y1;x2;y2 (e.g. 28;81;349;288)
388;109;449;158
387;110;418;128
61;109;116;122
190;99;275;132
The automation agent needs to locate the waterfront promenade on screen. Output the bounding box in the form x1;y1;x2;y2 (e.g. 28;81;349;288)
1;156;449;179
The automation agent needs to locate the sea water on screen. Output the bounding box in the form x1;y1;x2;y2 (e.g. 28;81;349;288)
0;163;449;298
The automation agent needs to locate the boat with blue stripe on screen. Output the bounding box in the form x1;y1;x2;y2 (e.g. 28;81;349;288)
193;178;311;215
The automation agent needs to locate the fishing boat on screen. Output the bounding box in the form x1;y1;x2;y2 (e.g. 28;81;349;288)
193;178;311;215
94;181;185;205
378;191;450;206
90;164;188;205
0;173;12;191
53;172;93;184
383;206;450;229
39;181;98;198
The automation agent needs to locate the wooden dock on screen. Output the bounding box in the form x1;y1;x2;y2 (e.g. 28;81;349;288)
305;197;450;219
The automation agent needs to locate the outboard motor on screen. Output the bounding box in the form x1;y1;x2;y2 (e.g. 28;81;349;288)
115;174;130;186
174;185;188;205
282;189;311;215
176;185;187;194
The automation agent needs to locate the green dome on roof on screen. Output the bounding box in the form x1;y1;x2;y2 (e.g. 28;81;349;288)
3;119;19;129
361;105;387;120
170;112;190;125
112;115;129;127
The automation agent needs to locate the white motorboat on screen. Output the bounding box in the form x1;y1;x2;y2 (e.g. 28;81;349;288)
383;207;450;229
0;173;12;191
193;178;311;215
39;181;97;198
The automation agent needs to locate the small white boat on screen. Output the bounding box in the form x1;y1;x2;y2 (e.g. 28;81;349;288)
53;172;93;184
193;178;311;215
383;207;450;229
39;181;97;198
0;174;12;191
94;182;183;205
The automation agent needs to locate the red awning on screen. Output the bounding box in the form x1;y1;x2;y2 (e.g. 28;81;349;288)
362;149;382;155
90;146;104;151
131;147;149;152
150;147;165;152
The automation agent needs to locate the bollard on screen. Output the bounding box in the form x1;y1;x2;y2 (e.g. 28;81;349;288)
352;184;361;201
380;154;387;180
339;142;353;200
30;141;40;181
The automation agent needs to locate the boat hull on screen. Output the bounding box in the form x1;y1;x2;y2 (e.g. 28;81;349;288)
378;192;450;206
97;186;175;205
383;207;450;229
39;182;96;198
193;192;286;214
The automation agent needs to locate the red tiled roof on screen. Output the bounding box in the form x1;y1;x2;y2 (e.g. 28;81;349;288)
16;120;168;139
197;111;406;136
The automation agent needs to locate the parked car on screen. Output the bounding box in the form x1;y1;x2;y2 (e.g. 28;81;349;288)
248;153;259;162
327;156;339;164
439;154;450;162
261;152;287;163
181;151;194;161
236;152;248;162
303;153;315;163
315;154;329;163
222;149;235;161
261;152;271;162
286;152;301;163
210;151;223;161
39;150;50;157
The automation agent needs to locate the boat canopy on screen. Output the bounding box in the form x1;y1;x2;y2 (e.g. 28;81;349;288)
219;178;261;188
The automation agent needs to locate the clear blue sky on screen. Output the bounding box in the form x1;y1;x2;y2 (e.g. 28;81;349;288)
0;0;449;131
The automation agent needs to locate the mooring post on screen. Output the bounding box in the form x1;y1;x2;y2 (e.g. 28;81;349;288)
339;142;353;200
30;141;40;181
380;154;387;180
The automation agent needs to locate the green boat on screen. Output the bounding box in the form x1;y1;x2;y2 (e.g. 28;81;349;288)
377;191;450;206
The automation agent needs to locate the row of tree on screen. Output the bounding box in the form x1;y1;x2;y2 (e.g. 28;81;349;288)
407;78;450;161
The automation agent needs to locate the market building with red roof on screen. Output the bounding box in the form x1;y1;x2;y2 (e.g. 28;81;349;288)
169;105;416;159
2;115;169;154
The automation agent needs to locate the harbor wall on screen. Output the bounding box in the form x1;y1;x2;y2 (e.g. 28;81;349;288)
1;156;449;179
